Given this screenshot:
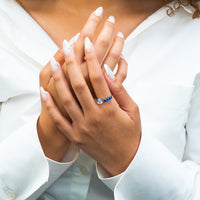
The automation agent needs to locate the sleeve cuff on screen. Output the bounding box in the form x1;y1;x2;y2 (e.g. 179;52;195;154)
0;115;49;200
96;162;125;191
114;133;197;200
47;144;80;179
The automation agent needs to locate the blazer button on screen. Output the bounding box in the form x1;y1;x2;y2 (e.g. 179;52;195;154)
79;165;88;175
3;186;15;200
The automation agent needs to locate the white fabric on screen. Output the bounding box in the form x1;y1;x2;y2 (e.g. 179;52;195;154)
0;0;200;199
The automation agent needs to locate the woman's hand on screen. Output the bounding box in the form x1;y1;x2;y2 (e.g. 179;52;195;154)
41;7;124;119
38;7;125;162
41;38;141;176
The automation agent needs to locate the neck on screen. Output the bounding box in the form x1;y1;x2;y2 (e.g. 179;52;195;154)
17;0;164;15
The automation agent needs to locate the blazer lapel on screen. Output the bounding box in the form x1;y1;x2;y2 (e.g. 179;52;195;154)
1;0;59;68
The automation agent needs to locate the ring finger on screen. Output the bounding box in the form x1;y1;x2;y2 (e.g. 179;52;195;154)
85;37;114;105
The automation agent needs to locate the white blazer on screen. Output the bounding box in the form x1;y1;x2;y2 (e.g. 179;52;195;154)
0;0;200;199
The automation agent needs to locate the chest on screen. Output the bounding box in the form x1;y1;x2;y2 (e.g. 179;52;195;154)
24;9;152;48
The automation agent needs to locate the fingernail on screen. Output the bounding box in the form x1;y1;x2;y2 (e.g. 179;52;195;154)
69;32;80;45
50;57;60;72
117;32;124;39
63;40;71;56
84;37;92;52
94;7;103;16
108;16;115;24
40;87;47;101
104;64;115;81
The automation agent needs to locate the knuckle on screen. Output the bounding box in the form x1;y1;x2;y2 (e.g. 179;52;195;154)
62;96;72;108
90;74;102;84
98;38;109;49
83;68;89;81
86;51;96;60
91;16;101;24
73;81;85;91
110;51;120;60
53;117;62;127
53;73;61;83
65;57;75;66
113;82;124;94
80;30;91;39
45;100;53;111
120;71;127;80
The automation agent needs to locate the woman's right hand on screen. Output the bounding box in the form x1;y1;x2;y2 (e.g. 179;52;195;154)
38;7;125;161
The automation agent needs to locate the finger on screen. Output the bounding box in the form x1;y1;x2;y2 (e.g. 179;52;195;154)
115;56;128;83
40;87;74;140
74;7;103;64
85;37;112;102
50;57;83;122
103;64;135;110
103;32;125;71
94;16;116;65
63;40;95;111
40;48;65;87
69;32;80;46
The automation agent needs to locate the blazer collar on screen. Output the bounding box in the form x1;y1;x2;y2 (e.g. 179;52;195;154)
1;0;59;68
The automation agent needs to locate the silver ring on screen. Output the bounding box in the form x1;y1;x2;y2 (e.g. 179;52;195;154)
95;96;113;105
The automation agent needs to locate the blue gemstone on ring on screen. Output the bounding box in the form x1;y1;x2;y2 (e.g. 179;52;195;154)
103;96;112;103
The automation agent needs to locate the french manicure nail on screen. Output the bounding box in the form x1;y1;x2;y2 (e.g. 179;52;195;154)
94;7;103;16
108;16;115;24
50;57;60;72
40;87;47;101
117;32;124;39
85;37;92;51
63;40;71;56
104;64;115;81
69;32;80;45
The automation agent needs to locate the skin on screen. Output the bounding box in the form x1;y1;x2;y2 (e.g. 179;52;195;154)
42;39;141;175
18;0;163;172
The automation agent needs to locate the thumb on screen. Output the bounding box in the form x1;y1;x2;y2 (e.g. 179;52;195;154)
103;64;137;114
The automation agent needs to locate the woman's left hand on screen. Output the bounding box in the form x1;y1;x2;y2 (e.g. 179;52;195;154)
41;38;141;176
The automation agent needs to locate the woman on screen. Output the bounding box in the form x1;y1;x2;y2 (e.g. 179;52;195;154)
0;0;200;199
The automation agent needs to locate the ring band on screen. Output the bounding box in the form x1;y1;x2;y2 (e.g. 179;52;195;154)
95;96;113;105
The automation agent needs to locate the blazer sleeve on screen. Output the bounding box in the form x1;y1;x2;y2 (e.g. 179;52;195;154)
98;73;200;200
0;48;78;200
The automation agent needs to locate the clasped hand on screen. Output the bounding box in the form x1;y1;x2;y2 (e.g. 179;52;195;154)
39;8;141;176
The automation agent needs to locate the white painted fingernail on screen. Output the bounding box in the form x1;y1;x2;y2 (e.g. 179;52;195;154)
108;16;115;24
50;57;60;72
94;7;103;16
117;32;124;39
104;64;115;81
69;32;80;45
63;40;71;56
84;37;92;52
40;87;47;101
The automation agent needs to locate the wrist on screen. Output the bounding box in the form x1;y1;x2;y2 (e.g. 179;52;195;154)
101;134;141;176
37;111;71;161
